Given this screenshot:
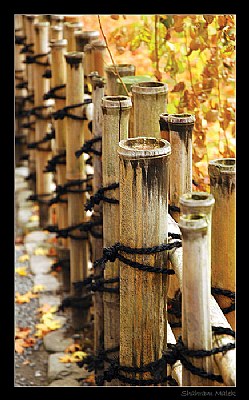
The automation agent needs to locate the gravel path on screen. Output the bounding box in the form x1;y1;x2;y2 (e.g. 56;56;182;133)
15;244;49;386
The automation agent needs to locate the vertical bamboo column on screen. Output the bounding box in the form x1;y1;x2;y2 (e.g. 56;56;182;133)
91;40;106;77
24;15;38;190
167;113;195;222
179;214;214;386
131;82;168;138
50;25;63;42
51;38;70;288
65;52;89;330
101;96;132;386
208;158;236;330
118;137;171;386
159;113;169;141
90;74;105;379
33;21;53;227
105;64;136;96
64;22;83;52
74;30;100;52
51;15;64;26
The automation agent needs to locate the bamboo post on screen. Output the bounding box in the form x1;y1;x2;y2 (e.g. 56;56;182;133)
105;64;135;96
50;25;63;42
179;214;214;386
159;112;169;141
33;21;54;227
208;158;236;330
64;15;82;23
118;137;171;386
89;73;105;380
65;51;89;330
167;113;195;222
131;81;168;138
168;214;236;386
64;22;83;52
101;95;132;386
50;38;70;289
91;40;106;77
74;30;100;52
51;15;64;26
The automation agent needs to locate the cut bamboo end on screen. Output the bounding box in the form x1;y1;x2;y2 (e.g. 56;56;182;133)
118;136;171;159
180;192;215;216
131;81;168;95
75;30;100;51
159;112;170;141
50;26;63;42
105;64;136;96
208;158;236;330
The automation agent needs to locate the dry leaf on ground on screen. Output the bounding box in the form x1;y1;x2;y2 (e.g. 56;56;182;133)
15;266;28;276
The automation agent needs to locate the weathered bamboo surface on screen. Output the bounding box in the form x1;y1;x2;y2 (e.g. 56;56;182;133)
105;64;136;96
131;82;168;138
208;158;236;330
168;214;236;386
118;137;171;386
64;22;83;52
101;95;132;386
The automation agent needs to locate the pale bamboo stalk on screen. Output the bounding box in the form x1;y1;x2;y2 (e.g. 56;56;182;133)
51;39;68;250
167;321;182;386
168;214;236;386
89;73;105;380
84;44;94;82
50;25;63;42
101;95;132;386
118;137;171;386
131;81;168;139
208;158;236;330
64;15;83;23
105;64;135;96
159;113;170;141
51;15;64;26
64;22;83;52
33;21;54;227
65;51;89;330
15;14;24;34
179;214;213;386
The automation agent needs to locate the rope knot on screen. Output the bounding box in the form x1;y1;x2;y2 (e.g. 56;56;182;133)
103;243;120;263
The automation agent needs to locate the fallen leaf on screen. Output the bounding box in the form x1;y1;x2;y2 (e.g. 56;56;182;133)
15;291;38;304
17;254;29;263
15;339;25;354
83;374;95;384
29;215;39;222
32;285;45;293
15;327;31;339
34;247;48;256
15;266;28;276
22;359;31;365
65;343;82;353
71;351;87;362
36;304;58;314
48;247;57;256
59;354;74;363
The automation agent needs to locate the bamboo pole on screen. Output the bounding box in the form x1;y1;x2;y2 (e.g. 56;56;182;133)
131;81;168;138
74;30;100;52
33;21;54;227
51;15;64;26
50;39;68;256
64;22;83;52
105;64;135;96
118;137;171;386
50;25;63;42
159;112;169;141
168;113;195;222
65;51;89;330
91;40;106;78
168;214;236;386
64;15;83;23
208;158;236;330
89;73;105;380
101;95;132;386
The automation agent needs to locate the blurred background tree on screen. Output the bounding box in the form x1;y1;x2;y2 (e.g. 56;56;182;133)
80;14;236;191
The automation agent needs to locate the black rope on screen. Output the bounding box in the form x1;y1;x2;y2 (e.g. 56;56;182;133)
27;128;55;149
43;151;66;173
27;193;52;204
75;136;102;158
93;236;182;275
43;69;52;79
24;172;36;182
20;121;35;130
20;42;34;54
55;177;93;195
85;183;119;212
43;84;66;100
54;218;102;240
15;80;28;89
58;293;92;311
168;204;181;213
24;52;50;66
211;287;235;314
52;100;92;121
15;35;26;45
51;258;70;271
29;105;52;120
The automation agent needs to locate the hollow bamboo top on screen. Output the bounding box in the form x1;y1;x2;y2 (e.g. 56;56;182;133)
51;25;63;32
118;137;171;160
159;113;169;131
65;51;84;64
51;15;64;21
50;39;67;48
105;63;136;73
66;21;83;30
168;113;195;125
179;192;215;210
74;30;100;39
101;95;132;109
91;39;106;49
34;22;50;29
178;214;208;233
25;14;39;20
208;158;236;176
131;81;168;95
84;43;93;52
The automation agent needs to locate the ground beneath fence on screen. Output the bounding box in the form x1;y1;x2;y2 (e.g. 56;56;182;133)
15;165;95;387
